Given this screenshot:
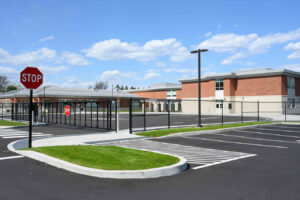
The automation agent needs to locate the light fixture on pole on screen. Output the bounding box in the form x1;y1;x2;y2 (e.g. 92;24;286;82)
190;49;208;127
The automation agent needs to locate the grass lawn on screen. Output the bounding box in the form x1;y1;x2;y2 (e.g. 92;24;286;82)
24;145;180;170
137;121;274;137
0;120;27;126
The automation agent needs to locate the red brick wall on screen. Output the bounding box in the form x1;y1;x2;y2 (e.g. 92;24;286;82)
181;80;215;98
176;89;182;99
130;90;167;99
224;79;237;96
234;75;286;96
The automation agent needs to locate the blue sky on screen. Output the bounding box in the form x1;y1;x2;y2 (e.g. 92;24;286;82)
1;0;300;88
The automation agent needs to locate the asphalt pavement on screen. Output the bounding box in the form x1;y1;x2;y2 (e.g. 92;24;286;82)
0;123;299;200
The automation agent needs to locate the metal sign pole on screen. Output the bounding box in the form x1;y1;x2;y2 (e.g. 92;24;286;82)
29;89;33;148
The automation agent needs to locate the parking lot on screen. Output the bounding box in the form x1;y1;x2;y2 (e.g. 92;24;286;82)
0;123;299;200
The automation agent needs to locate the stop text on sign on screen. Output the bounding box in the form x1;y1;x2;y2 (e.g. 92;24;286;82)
21;73;43;83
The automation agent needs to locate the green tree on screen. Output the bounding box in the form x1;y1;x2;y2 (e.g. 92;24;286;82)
6;85;18;92
0;76;9;92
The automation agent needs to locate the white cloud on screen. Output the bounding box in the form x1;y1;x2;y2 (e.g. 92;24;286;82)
60;51;89;66
0;66;19;74
198;33;258;53
99;70;137;81
0;47;57;65
248;28;300;53
163;68;197;74
83;38;190;62
284;42;300;59
281;63;300;72
38;65;68;74
39;35;54;43
204;32;212;37
156;61;166;67
144;72;160;80
221;53;246;64
198;27;300;64
61;76;93;88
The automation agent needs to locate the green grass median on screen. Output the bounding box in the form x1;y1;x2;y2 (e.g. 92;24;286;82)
0;120;27;126
137;121;274;137
24;145;180;170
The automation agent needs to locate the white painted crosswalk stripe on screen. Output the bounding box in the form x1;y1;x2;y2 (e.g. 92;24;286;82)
0;129;52;139
100;140;255;170
234;130;300;139
252;127;300;133
0;155;24;160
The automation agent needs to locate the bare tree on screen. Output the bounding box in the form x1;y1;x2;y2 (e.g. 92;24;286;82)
0;76;9;92
94;81;108;90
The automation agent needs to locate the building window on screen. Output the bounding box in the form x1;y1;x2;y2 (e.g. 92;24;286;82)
287;77;295;89
167;90;176;99
215;79;224;91
288;98;296;108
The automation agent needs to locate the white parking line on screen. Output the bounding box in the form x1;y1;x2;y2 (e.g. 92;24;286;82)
252;127;300;133
210;133;299;144
193;154;256;170
233;130;300;139
266;125;300;130
0;155;24;161
182;136;288;149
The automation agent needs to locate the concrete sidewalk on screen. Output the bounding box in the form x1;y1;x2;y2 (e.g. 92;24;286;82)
29;130;146;148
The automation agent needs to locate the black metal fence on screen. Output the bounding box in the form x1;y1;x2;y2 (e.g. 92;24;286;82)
4;100;117;131
128;98;300;133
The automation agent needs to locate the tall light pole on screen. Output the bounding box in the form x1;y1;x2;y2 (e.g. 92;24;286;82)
190;49;208;127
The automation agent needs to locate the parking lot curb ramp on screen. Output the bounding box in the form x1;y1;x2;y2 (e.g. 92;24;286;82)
7;139;188;179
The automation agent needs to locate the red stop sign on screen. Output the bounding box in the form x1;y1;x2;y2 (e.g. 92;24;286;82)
65;105;70;116
20;67;43;89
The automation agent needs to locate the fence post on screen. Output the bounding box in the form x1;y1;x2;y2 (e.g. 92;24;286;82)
285;101;287;122
91;102;93;128
96;102;99;128
129;98;132;134
16;103;18;121
79;102;81;126
143;99;146;131
11;103;14;121
115;100;117;132
2;102;3;120
47;103;50;123
168;100;170;128
257;100;260;122
84;102;87;127
106;100;109;131
60;103;62;124
56;102;58;124
109;101;112;130
241;101;243;123
221;100;224;125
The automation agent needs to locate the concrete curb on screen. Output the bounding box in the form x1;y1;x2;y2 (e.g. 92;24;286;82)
281;122;300;125
157;122;281;138
7;139;188;179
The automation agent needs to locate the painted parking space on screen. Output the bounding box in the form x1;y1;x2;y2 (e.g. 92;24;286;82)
0;128;52;139
99;140;255;170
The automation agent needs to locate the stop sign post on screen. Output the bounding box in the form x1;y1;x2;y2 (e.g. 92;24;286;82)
20;67;43;148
